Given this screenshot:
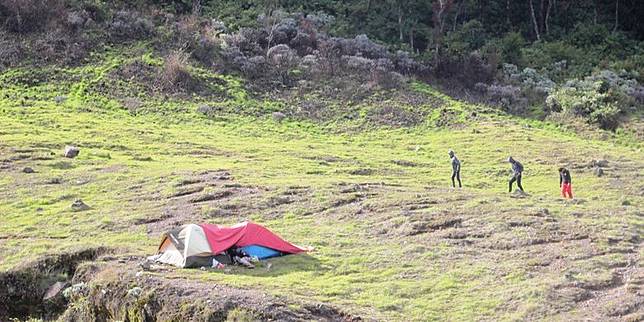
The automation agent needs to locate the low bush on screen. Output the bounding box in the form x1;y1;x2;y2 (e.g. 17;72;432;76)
267;44;298;85
547;70;643;130
174;15;223;66
0;32;21;69
158;50;195;93
0;0;65;33
109;10;154;41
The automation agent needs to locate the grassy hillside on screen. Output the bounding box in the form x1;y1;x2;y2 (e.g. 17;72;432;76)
1;47;642;320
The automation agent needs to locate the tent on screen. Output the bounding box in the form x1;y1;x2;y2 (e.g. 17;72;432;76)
153;221;308;268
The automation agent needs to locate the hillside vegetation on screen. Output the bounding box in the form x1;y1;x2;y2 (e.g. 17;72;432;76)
0;1;642;321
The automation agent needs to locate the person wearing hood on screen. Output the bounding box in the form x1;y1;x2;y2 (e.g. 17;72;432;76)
507;156;524;193
448;149;462;188
559;167;573;199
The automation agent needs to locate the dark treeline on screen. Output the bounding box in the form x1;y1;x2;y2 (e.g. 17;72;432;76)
160;0;644;51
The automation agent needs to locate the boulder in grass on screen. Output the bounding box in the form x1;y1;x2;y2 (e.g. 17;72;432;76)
23;167;35;173
71;199;90;211
64;146;80;158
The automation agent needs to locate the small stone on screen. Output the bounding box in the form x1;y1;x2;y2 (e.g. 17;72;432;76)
23;167;35;173
71;199;90;211
127;287;143;298
54;96;67;104
64;146;80;158
272;111;286;122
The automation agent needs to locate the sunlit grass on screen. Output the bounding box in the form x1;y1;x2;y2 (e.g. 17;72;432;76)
0;48;641;321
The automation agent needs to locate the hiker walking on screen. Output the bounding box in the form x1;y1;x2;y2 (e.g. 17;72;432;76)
559;167;573;199
507;156;524;193
448;149;462;188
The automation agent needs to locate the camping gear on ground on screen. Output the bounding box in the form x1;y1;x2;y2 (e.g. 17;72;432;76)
152;221;308;268
241;245;283;259
234;256;255;269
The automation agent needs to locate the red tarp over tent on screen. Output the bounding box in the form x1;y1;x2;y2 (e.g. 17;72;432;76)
200;221;308;254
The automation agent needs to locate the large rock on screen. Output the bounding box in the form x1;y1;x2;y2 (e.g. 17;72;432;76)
22;167;35;173
64;146;80;158
71;199;90;212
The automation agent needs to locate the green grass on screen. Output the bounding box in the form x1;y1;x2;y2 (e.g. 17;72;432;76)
0;48;641;321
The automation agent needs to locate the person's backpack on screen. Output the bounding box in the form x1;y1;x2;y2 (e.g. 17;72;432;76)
515;161;524;173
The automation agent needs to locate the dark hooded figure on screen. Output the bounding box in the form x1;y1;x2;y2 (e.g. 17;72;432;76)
448;149;462;188
508;156;524;193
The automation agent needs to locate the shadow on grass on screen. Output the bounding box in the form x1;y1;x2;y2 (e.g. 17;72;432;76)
211;254;327;277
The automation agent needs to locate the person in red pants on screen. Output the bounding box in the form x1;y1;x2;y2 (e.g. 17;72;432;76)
559;167;573;199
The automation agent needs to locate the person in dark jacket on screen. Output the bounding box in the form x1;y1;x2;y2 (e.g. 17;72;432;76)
559;167;573;199
507;156;524;193
448;150;462;188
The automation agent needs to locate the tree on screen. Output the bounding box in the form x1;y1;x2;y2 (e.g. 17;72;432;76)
529;0;541;40
613;0;619;32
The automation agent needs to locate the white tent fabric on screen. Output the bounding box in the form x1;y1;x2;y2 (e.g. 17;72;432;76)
155;224;213;267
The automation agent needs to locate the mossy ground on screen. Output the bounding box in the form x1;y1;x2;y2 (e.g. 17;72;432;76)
0;48;642;321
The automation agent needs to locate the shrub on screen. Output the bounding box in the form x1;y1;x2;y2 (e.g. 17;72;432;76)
0;32;21;68
521;41;587;80
0;0;65;33
272;17;298;45
65;10;91;32
240;55;267;79
304;12;335;31
502;63;555;101
346;34;389;59
317;37;343;75
393;50;423;75
32;30;89;65
174;15;222;65
289;31;315;55
547;70;642;130
485;32;525;66
460;51;494;87
222;29;262;56
567;23;610;49
109;10;154;41
445;20;486;56
479;84;525;113
159;50;194;92
343;55;373;73
267;44;298;85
